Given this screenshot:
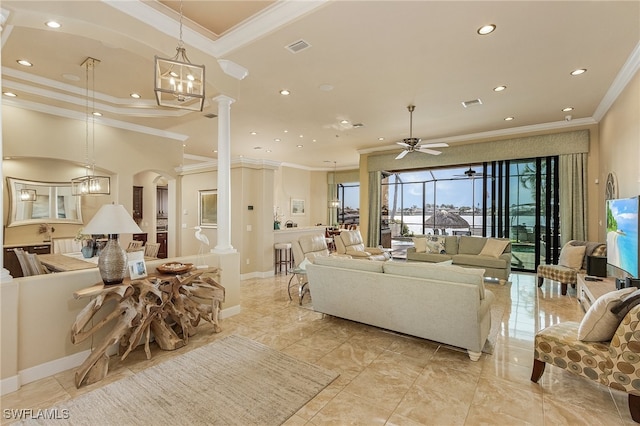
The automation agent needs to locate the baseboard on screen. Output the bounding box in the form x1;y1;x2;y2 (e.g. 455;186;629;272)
0;375;20;396
220;305;241;319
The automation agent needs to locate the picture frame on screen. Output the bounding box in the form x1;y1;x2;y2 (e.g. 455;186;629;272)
128;259;147;279
199;189;217;228
291;198;305;216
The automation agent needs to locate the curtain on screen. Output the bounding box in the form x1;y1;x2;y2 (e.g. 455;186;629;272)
559;153;587;244
367;171;382;247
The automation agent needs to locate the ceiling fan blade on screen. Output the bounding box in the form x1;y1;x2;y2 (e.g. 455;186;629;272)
395;150;409;159
396;141;410;147
417;148;442;155
420;142;449;149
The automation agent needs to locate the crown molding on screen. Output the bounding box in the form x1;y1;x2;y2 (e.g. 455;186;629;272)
2;97;188;142
593;40;640;121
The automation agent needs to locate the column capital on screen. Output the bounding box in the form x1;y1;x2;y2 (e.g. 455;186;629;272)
213;95;236;106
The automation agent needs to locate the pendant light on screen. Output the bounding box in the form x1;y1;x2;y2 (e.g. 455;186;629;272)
329;161;340;208
154;0;205;111
71;57;110;196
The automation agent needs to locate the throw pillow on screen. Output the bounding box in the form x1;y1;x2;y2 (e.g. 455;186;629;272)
611;288;640;317
558;244;586;269
412;237;428;253
578;287;637;341
425;236;446;254
478;239;510;258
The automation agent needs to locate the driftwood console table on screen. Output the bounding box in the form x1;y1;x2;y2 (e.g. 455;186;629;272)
71;268;224;388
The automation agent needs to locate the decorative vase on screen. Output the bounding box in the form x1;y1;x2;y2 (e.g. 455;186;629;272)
274;221;280;230
81;240;95;258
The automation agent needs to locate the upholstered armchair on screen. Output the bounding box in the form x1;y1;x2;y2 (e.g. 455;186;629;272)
531;299;640;422
291;234;331;267
334;230;390;261
537;240;606;295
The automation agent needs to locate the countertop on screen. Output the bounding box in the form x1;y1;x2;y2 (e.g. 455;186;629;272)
274;226;325;233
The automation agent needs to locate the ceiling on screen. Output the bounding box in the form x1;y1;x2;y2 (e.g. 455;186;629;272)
2;1;639;170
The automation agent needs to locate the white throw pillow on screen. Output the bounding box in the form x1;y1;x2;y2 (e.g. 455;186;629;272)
558;244;586;269
412;237;428;253
479;239;509;258
578;287;637;341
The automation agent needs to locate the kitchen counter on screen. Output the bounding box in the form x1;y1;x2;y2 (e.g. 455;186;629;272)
274;226;326;244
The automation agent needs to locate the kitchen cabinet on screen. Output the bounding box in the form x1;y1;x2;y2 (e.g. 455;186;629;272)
132;186;143;223
157;232;168;258
157;186;168;218
4;243;51;277
132;233;148;245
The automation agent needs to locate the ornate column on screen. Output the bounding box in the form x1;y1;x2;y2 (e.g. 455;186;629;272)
213;95;236;253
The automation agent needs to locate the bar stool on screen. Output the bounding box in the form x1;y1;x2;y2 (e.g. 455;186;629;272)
274;242;292;275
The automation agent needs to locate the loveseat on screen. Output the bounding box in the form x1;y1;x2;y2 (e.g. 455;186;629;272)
406;235;511;282
305;256;494;360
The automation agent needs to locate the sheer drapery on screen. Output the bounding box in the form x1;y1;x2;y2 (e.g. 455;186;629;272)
367;171;382;247
559;153;587;244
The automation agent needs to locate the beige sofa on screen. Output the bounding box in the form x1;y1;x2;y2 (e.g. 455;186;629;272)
406;235;511;282
306;256;494;360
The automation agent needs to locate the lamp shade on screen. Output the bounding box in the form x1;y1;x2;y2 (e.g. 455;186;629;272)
82;204;142;235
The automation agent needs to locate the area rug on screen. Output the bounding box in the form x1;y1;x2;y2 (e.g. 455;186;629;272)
24;335;338;425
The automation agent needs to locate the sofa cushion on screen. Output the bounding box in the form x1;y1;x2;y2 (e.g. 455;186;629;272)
479;238;510;258
458;236;487;255
383;262;486;299
412;237;428;253
559;244;586;269
313;255;385;273
452;254;507;269
577;287;637;341
406;251;452;263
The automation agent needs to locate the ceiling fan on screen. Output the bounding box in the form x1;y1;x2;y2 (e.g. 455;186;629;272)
395;105;448;160
454;166;484;178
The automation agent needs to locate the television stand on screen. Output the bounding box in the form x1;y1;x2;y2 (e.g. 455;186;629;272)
577;273;616;312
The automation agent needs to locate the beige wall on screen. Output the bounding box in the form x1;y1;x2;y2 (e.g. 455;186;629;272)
598;69;640;237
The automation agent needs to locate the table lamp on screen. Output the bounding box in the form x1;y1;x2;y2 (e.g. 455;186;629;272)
82;203;143;284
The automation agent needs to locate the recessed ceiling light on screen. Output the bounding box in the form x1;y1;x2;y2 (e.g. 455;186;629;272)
340;119;349;124
130;93;141;99
477;24;496;35
504;116;514;121
279;89;290;96
274;138;281;142
562;107;574;112
92;112;102;117
299;134;303;138
352;123;364;128
319;84;334;92
571;68;587;76
213;150;218;153
312;139;317;142
45;21;61;29
493;85;507;92
266;149;272;153
250;131;257;135
3;92;17;97
378;137;385;141
297;145;303;148
17;59;33;67
284;130;289;133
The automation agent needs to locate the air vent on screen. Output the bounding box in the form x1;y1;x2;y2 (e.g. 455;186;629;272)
285;39;311;54
203;113;218;119
461;99;483;108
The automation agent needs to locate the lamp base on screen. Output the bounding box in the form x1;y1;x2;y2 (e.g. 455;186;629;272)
97;236;127;285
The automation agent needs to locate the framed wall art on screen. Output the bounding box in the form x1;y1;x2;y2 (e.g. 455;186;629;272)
291;198;305;215
199;190;218;228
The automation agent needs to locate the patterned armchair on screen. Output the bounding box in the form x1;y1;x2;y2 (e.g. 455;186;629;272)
531;304;640;422
537;240;606;295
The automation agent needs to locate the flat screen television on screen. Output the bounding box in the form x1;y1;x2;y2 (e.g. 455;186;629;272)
606;196;640;279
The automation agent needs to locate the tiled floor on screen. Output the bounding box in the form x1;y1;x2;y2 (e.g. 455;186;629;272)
2;273;635;425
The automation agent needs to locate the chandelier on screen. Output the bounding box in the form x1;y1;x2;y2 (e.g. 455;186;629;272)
71;57;110;196
154;0;205;111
